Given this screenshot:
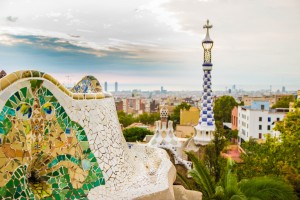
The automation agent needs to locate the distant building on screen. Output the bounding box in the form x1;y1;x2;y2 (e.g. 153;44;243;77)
238;101;288;143
183;97;194;105
114;82;118;92
289;90;300;112
104;81;108;92
143;99;151;113
282;86;286;93
122;97;145;115
242;94;293;107
175;125;195;138
150;100;159;113
232;84;236;91
115;99;123;111
132;89;141;97
180;107;200;126
140;101;145;113
0;70;7;78
231;106;238;130
160;86;167;94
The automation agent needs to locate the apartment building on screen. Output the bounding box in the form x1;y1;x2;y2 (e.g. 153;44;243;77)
238;101;288;143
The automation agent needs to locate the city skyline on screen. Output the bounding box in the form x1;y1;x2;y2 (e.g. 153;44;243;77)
0;0;300;91
96;82;292;93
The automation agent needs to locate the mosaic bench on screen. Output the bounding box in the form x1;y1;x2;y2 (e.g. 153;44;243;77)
0;70;176;200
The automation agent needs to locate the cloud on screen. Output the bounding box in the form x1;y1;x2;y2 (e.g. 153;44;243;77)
137;0;184;33
46;12;62;18
0;0;196;61
0;34;31;46
6;16;18;22
0;0;299;90
76;29;94;33
25;35;108;57
0;29;186;63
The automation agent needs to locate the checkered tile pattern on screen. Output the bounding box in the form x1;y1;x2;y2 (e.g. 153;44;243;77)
199;70;215;127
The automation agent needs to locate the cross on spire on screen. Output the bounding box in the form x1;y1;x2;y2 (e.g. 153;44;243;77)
203;19;213;33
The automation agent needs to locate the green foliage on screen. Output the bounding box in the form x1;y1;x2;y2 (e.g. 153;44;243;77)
225;130;238;141
274;110;300;195
237;111;300;197
123;127;153;142
137;112;160;125
186;151;216;199
271;95;294;108
117;111;135;127
117;111;160;127
214;96;238;123
185;153;297;200
294;100;300;108
204;122;228;182
239;176;296;200
181;99;298;199
220;159;245;200
170;102;191;126
238;137;282;180
176;172;198;191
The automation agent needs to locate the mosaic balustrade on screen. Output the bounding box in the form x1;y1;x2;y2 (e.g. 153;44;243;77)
0;79;105;199
0;70;176;200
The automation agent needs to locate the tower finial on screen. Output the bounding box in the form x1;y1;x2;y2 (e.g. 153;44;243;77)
203;19;213;34
202;19;213;64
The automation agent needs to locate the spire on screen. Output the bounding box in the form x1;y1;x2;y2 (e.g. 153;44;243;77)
202;19;214;66
193;19;215;145
203;19;213;43
160;106;168;122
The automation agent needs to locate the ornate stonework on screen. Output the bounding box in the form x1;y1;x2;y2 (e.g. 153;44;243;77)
0;70;176;200
194;20;216;145
148;106;192;170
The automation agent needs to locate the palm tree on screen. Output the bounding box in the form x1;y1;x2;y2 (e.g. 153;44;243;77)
178;152;297;200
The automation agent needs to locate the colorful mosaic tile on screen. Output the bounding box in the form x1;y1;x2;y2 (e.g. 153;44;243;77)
0;79;105;199
0;70;108;100
0;70;177;200
71;76;102;93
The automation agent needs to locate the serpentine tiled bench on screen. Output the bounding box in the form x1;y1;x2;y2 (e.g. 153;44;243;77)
0;70;176;200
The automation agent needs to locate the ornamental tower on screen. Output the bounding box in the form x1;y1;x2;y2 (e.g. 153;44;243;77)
148;106;192;170
148;106;180;147
194;20;215;145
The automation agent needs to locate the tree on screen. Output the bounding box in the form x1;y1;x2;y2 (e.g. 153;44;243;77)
117;111;161;127
204;122;228;182
237;111;300;197
271;95;294;108
170;102;191;126
225;130;238;141
238;137;282;179
123;127;153;142
239;101;244;106
117;111;136;127
274;110;300;195
179;152;296;200
294;99;300;108
137;113;160;125
214;96;238;123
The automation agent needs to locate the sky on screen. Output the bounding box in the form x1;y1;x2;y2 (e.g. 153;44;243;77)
0;0;300;91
